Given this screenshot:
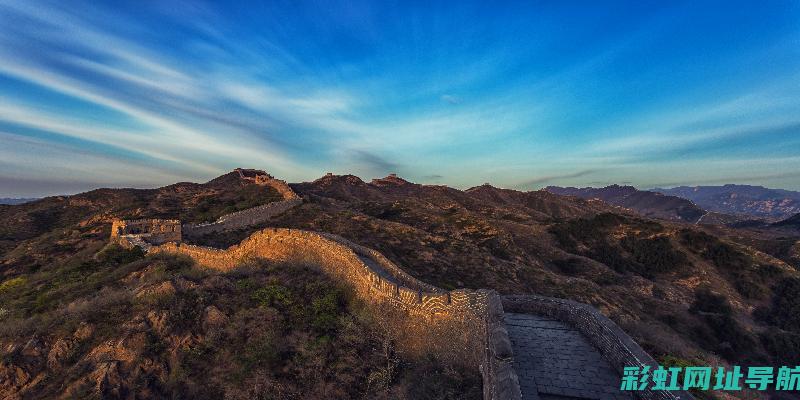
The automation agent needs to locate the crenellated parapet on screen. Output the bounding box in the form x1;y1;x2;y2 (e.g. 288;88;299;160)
182;198;302;238
142;226;521;398
149;228;483;315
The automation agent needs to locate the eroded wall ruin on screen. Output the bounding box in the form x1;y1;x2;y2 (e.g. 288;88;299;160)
110;219;181;245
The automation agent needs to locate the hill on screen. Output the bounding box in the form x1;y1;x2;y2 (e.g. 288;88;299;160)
655;184;800;220
0;171;480;399
545;184;706;223
2;170;800;399
283;174;799;372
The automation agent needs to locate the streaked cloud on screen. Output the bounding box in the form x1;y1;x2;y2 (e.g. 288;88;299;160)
514;170;598;189
0;1;799;196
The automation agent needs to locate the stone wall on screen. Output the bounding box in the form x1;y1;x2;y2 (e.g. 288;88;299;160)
107;171;682;400
502;295;694;400
235;168;299;200
482;294;523;400
110;218;181;245
145;227;520;398
150;228;482;315
182;169;302;238
182;199;302;238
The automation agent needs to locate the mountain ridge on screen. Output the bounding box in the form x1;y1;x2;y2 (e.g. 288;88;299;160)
545;184;707;223
654;185;800;220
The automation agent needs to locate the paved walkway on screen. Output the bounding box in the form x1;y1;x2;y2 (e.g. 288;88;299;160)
357;254;400;284
505;313;632;400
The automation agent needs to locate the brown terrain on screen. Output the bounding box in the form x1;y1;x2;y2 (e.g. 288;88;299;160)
2;170;800;399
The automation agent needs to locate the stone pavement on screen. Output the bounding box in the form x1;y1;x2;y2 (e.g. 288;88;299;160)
505;313;633;400
357;254;399;284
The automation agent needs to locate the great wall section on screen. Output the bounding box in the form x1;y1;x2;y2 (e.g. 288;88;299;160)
110;169;693;400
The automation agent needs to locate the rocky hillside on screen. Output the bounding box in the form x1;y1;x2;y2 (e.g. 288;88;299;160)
3;170;800;399
0;171;479;400
656;184;800;221
0;171;283;272
546;184;706;223
281;174;800;376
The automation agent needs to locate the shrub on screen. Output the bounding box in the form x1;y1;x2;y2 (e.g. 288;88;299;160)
252;284;292;308
703;313;760;362
96;243;145;265
0;276;26;294
552;258;584;274
167;290;208;330
621;235;687;275
680;229;750;270
310;290;343;333
690;288;732;315
760;328;800;366
590;241;640;274
766;277;800;332
687;288;763;362
403;356;482;400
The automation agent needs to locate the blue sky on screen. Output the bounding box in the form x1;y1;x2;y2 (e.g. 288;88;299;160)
1;0;799;197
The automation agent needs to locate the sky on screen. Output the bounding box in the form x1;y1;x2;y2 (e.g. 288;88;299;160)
1;0;799;197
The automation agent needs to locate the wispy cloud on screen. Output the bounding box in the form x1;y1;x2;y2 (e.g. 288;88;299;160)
1;1;799;196
514;170;598;189
346;149;400;176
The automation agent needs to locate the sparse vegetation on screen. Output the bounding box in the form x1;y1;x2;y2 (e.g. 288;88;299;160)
0;240;479;399
764;277;800;332
549;213;684;277
2;170;799;399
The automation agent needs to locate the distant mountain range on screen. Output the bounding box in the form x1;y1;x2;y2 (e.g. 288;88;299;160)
0;197;38;205
653;184;800;221
545;184;707;223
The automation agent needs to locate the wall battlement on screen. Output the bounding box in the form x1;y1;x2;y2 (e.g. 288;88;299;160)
182;198;302;238
140;226;519;399
149;228;485;315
